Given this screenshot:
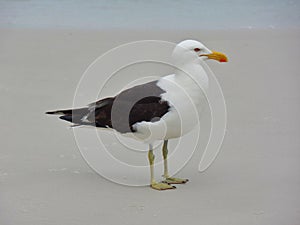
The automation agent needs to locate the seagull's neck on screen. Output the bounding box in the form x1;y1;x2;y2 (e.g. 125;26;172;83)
173;61;209;92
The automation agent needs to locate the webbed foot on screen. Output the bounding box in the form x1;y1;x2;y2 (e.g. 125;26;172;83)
163;177;189;184
151;182;176;190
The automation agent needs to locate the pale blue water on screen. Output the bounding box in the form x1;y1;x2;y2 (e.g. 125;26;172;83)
0;0;299;29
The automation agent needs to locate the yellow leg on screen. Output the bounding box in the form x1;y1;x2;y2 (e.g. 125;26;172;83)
162;140;189;184
148;144;175;191
162;140;170;178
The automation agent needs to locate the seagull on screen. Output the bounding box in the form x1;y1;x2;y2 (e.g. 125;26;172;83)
46;40;227;190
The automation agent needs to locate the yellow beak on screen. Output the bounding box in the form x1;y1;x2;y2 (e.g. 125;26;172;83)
202;51;228;63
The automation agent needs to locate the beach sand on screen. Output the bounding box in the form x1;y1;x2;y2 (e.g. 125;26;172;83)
0;28;300;224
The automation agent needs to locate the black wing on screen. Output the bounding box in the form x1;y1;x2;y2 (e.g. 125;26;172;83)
48;81;170;133
92;80;170;133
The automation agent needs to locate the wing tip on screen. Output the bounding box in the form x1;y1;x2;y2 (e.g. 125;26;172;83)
45;111;64;115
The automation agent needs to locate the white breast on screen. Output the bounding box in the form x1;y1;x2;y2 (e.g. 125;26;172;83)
131;63;209;143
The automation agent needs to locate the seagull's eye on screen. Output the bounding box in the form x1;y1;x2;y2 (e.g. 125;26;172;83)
194;48;201;52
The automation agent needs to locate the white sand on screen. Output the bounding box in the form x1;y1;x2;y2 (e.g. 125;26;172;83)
0;28;300;225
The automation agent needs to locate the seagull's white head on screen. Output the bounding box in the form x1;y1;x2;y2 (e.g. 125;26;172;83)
172;40;228;65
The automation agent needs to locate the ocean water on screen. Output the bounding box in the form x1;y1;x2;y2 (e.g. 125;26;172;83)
0;0;299;29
